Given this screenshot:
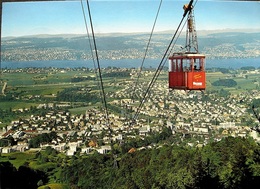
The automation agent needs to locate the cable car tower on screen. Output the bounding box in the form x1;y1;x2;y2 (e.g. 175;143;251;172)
168;3;206;90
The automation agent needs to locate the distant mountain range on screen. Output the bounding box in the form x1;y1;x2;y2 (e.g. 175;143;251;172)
2;29;260;61
3;28;260;39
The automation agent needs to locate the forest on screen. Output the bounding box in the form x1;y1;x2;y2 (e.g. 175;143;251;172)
56;87;99;103
102;70;131;78
212;79;237;87
1;136;260;189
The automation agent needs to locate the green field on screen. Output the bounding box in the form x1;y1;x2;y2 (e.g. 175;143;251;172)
69;103;101;114
0;101;38;110
0;151;37;168
0;68;259;114
206;71;259;93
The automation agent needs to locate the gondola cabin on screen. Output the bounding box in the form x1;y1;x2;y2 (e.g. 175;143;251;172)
168;53;206;90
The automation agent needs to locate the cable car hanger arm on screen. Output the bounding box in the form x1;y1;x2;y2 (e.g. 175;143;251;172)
183;0;194;17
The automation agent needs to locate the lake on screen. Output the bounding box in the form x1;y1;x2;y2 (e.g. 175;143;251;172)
1;57;259;69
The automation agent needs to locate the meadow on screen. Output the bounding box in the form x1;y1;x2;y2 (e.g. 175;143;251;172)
0;67;258;124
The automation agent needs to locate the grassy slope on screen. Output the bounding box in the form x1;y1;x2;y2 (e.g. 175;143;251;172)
0;151;37;169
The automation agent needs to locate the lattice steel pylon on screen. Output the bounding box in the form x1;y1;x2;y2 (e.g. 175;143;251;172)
184;4;198;53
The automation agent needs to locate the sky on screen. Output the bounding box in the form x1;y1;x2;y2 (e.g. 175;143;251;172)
2;0;260;37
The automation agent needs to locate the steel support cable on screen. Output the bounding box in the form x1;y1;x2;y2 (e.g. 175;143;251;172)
86;0;110;126
154;17;187;102
163;17;188;66
132;0;194;122
131;0;163;101
80;0;104;106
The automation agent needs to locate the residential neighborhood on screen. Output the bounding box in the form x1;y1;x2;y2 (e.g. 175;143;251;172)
1;67;259;156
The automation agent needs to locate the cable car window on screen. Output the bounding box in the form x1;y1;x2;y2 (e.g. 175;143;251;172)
175;59;178;72
194;58;200;71
183;58;190;71
169;59;176;72
199;58;205;71
169;60;173;72
177;59;182;72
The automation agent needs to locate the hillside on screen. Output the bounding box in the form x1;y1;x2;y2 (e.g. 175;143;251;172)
2;29;260;62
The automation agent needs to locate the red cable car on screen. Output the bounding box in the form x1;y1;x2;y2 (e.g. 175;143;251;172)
168;2;206;91
168;53;206;90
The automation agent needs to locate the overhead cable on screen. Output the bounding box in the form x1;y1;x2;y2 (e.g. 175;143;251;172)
132;0;195;122
80;0;104;106
86;0;110;126
131;0;163;101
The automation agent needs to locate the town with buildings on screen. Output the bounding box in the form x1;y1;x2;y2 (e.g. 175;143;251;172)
0;66;260;156
2;31;260;62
